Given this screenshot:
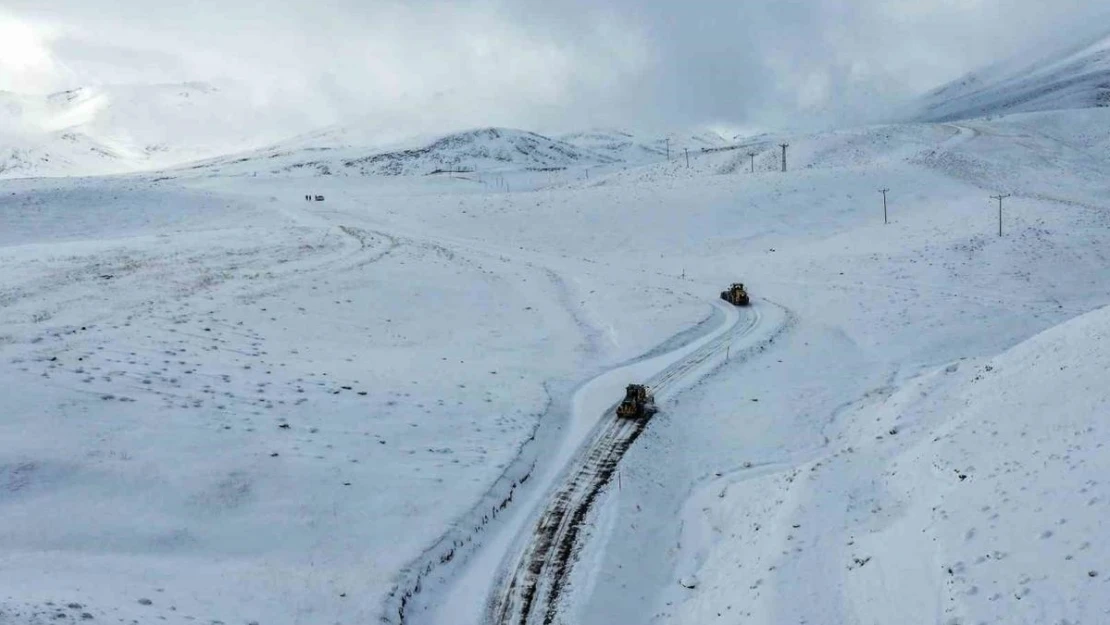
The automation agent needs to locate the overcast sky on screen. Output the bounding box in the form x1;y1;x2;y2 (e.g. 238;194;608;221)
2;0;1108;136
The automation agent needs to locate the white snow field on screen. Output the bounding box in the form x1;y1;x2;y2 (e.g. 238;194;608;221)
1;105;1109;625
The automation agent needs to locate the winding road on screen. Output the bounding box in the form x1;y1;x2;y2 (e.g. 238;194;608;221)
280;209;785;625
490;300;779;625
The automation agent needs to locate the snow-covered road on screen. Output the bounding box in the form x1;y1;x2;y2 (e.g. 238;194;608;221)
488;300;788;625
388;298;753;625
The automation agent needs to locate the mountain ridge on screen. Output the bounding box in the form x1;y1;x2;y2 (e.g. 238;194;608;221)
912;28;1110;122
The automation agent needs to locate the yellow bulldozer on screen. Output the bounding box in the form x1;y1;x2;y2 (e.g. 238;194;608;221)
720;283;750;306
616;384;656;419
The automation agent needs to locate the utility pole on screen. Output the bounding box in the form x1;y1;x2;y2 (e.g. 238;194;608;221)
779;143;789;172
991;193;1011;236
684;148;689;168
879;188;890;225
666;138;670;161
748;152;756;173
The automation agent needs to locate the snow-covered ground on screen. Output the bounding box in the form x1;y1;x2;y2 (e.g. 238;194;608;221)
2;105;1109;625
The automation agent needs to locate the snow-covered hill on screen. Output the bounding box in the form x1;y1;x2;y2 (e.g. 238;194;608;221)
0;124;124;179
0;83;314;179
914;28;1110;122
176;126;618;178
331;127;614;175
556;129;732;164
174;126;739;181
662;296;1110;625
0;82;739;182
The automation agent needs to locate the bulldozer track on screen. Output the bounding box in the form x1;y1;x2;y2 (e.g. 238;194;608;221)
491;303;771;625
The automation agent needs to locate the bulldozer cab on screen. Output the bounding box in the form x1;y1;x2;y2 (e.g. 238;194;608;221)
624;384;648;402
617;384;654;418
720;282;750;306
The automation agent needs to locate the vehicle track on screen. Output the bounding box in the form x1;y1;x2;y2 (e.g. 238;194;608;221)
491;303;767;625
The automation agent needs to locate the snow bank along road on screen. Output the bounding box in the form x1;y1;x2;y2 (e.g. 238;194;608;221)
487;300;789;625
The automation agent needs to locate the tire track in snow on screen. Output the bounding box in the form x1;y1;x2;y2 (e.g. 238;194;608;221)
491;301;789;625
365;235;609;625
323;212;774;625
233;224;398;303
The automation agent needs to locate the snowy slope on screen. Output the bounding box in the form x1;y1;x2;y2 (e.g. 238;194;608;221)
914;28;1110;122
659;302;1110;625
857;305;1110;624
0;83;314;179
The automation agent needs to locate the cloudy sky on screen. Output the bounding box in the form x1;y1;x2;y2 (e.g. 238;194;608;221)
1;0;1108;135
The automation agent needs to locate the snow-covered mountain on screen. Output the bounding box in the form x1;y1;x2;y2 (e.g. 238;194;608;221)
0;81;740;181
177;126;620;178
0;82;315;179
176;126;743;181
913;29;1110;122
340;127;615;175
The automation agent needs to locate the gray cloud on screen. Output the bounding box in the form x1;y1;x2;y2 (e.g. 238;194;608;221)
2;0;1108;136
